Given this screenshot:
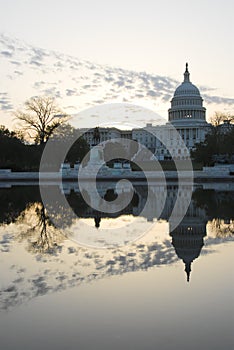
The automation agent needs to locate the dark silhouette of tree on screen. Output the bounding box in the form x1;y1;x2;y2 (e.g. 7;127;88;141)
0;125;44;171
210;112;234;126
47;123;90;169
191;125;234;165
192;189;234;220
0;122;89;171
14;96;69;144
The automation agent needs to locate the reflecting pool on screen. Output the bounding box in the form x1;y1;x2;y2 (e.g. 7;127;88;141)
0;182;233;350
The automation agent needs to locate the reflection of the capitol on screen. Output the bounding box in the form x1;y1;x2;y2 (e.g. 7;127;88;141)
41;182;234;280
0;183;233;310
64;183;208;281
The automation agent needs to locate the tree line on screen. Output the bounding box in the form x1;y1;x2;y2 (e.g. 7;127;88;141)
192;112;234;165
0;95;138;171
1;96;233;170
0;96;89;171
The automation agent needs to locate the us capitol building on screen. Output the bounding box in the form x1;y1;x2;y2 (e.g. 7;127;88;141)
80;63;210;160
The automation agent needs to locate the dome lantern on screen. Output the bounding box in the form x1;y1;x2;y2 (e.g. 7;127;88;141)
184;62;190;82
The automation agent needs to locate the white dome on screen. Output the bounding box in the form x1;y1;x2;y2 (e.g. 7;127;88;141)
168;63;206;125
174;63;200;96
174;82;200;97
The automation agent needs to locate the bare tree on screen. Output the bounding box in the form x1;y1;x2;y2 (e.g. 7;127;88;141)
210;112;234;126
211;218;234;238
15;96;69;144
17;202;65;254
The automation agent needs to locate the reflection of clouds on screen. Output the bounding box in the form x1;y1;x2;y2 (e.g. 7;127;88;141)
0;235;177;311
0;233;13;252
204;236;234;246
1;207;234;311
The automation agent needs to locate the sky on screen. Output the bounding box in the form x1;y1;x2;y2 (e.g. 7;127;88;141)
0;0;233;127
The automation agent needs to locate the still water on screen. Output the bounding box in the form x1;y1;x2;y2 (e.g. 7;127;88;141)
0;182;233;350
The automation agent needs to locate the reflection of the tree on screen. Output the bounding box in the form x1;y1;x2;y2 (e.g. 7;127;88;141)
16;202;65;254
192;189;234;220
0;186;234;243
0;186;41;224
210;218;234;238
192;189;234;238
1;185;234;310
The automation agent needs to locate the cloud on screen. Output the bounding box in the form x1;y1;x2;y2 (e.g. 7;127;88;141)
64;105;77;110
54;61;65;69
203;94;234;105
0;92;13;110
1;50;13;58
0;32;233;128
161;93;171;102
66;88;78;96
114;80;125;87
14;70;23;76
32;47;48;61
147;90;160;97
30;59;43;67
10;60;21;66
93;100;105;104
42;87;61;98
105;76;114;82
33;81;46;89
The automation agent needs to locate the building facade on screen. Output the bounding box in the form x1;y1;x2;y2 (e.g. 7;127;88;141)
79;64;211;160
151;63;210;160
